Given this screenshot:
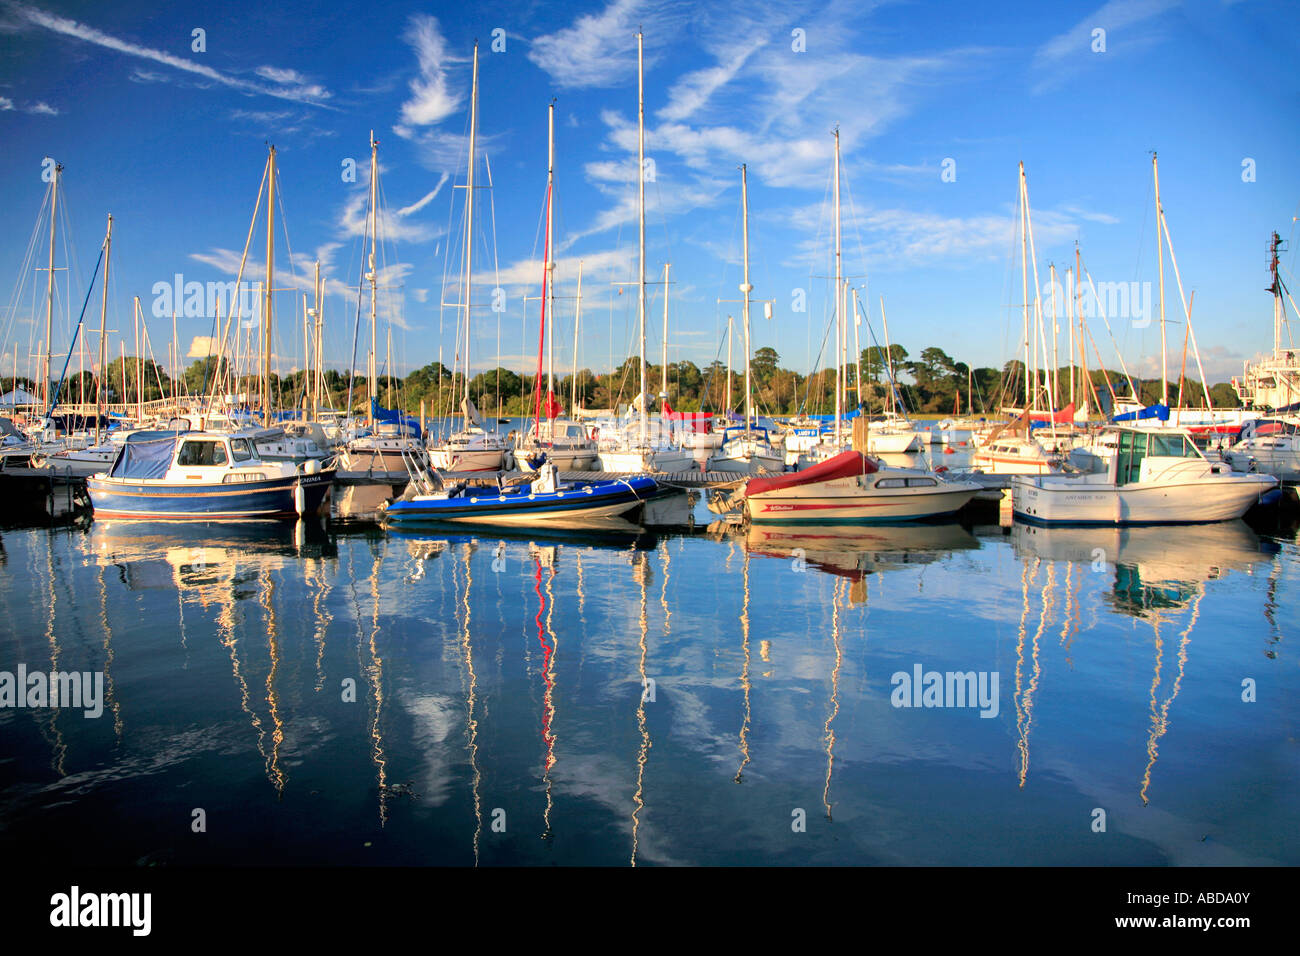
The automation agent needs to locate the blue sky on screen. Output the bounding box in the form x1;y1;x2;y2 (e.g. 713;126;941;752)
1;0;1297;390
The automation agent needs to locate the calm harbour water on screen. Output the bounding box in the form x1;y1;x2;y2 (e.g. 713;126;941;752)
1;445;1298;866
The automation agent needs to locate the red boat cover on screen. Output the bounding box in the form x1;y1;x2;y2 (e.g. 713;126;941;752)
745;450;876;497
1029;402;1074;424
661;400;714;433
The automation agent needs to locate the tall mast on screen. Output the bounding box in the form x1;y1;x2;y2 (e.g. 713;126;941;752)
1076;242;1087;415
1049;262;1059;411
833;128;843;444
463;43;479;421
1270;231;1284;355
134;296;143;421
1019;162;1031;412
95;213;112;443
1066;265;1075;409
43;162;62;410
312;259;322;418
571;259;583;413
1153;152;1167;406
661;262;670;402
740;164;753;429
545;100;556;414
636;31;647;446
263;145;276;426
851;286;863;413
367;131;379;426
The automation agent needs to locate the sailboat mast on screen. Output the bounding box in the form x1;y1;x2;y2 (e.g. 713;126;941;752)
312;259;322;418
741;164;753;429
1271;232;1284;355
1049;262;1059;412
95;214;112;443
1066;265;1074;409
1019;162;1031;412
1153;151;1167;406
572;259;583;413
636;31;647;446
367;131;379;426
263;145;276;426
134;296;142;420
833;128;843;445
851;287;862;413
463;44;479;420
43;163;61;410
661;262;670;402
545;100;556;412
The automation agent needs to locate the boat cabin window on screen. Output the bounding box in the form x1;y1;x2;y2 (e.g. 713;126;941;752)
906;477;937;487
230;438;253;462
1116;431;1144;485
1148;432;1196;458
177;440;228;467
875;477;907;488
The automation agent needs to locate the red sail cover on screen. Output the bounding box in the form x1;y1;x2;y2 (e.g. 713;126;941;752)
1029;402;1074;423
745;450;876;497
661;399;713;433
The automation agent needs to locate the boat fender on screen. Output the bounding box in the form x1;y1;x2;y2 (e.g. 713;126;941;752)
943;447;955;455
294;481;307;516
304;458;320;475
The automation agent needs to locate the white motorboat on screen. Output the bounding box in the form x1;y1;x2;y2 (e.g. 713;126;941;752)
743;449;981;523
708;425;784;474
972;435;1063;475
1012;427;1277;526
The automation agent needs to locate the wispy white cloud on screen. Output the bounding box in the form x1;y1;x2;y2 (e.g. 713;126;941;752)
10;2;334;106
1031;0;1181;92
0;96;13;110
26;100;57;114
526;0;686;89
394;15;462;137
396;173;449;216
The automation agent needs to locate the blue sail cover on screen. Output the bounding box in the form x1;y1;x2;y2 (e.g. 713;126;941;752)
804;408;863;423
1110;403;1170;423
107;435;179;479
371;398;422;438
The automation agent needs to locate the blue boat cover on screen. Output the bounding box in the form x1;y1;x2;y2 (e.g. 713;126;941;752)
1110;403;1170;423
108;434;179;479
371;398;422;439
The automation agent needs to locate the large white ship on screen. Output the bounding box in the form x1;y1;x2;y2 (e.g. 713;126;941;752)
1232;232;1299;411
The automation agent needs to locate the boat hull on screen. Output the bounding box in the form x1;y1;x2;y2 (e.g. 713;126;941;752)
746;481;981;523
382;476;658;525
87;469;335;520
1010;475;1277;526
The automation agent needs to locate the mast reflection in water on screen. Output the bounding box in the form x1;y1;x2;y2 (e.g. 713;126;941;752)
0;511;1295;865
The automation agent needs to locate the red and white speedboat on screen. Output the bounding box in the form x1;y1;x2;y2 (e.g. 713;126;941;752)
742;450;981;523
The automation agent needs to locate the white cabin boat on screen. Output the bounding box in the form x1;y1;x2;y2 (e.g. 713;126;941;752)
743;450;981;523
1012;427;1277;526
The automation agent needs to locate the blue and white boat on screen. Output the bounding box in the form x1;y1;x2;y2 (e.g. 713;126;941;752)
86;431;335;521
381;461;657;525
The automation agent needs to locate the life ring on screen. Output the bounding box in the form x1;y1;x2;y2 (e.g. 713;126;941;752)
589;426;600;441
934;465;948;473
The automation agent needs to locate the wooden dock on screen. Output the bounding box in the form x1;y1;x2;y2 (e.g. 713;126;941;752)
433;469;748;490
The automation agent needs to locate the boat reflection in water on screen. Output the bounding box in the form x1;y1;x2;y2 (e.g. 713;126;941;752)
742;521;980;594
1011;520;1278;613
1011;519;1279;804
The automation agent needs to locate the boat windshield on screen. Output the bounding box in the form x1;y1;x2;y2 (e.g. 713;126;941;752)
230;438;254;461
1116;430;1197;484
177;440;229;467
